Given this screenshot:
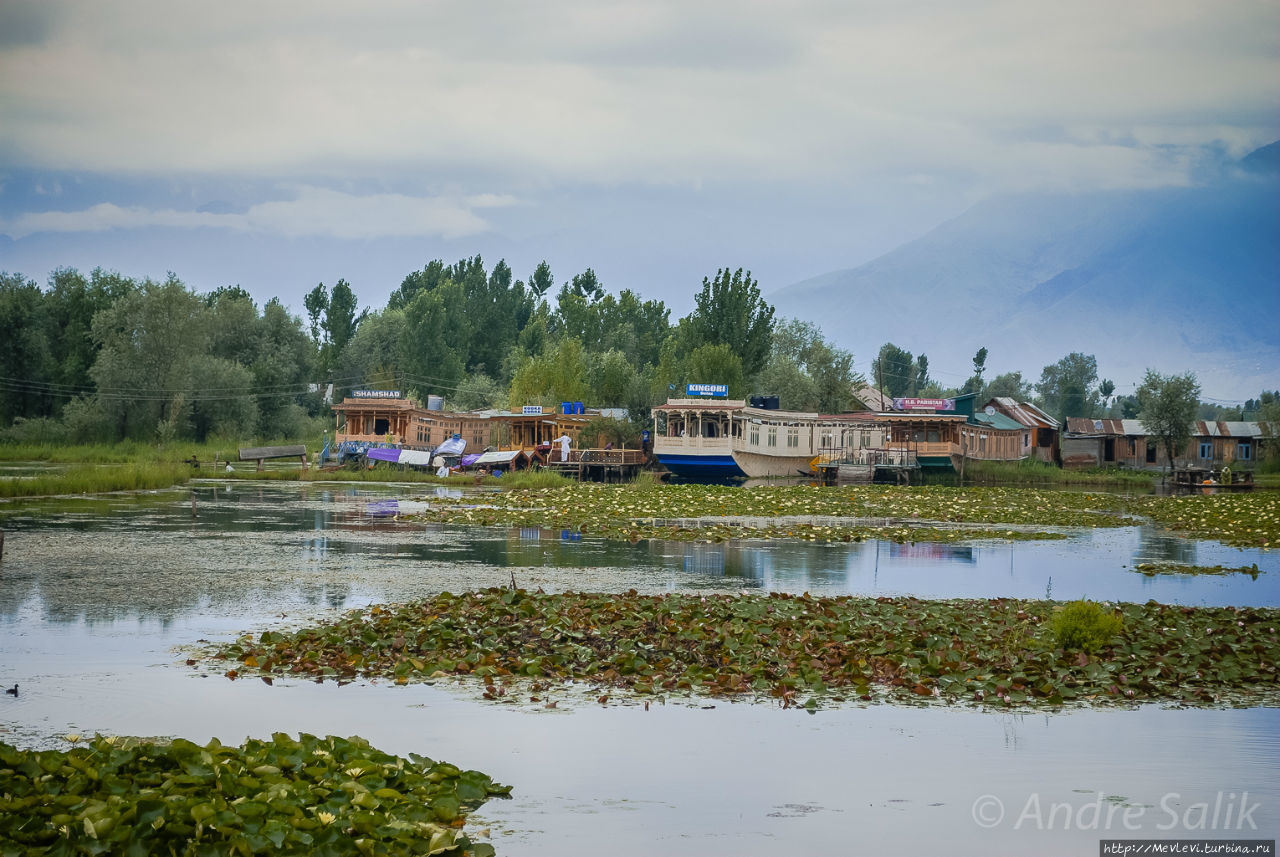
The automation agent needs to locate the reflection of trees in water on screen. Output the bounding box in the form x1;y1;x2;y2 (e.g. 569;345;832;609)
660;540;864;590
1;532;360;626
0;575;38;621
0;483;436;627
1134;526;1197;566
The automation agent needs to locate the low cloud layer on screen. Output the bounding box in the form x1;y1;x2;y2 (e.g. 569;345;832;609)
1;187;516;240
1;0;1276;192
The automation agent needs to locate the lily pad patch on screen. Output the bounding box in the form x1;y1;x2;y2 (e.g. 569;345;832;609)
0;733;509;856
213;589;1280;710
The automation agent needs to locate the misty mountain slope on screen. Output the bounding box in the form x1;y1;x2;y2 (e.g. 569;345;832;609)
770;165;1279;398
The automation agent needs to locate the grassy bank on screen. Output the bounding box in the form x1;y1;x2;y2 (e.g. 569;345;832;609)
0;462;193;499
213;589;1280;709
0;734;507;856
942;459;1155;487
0;438;320;467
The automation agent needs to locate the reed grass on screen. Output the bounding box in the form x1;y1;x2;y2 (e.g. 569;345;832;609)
0;438;314;466
0;463;192;498
493;469;575;491
954;459;1155;486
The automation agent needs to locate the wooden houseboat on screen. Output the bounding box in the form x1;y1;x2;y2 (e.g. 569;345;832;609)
652;399;883;479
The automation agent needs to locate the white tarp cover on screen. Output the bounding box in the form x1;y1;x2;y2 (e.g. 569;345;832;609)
434;437;466;456
399;449;435;467
475;450;523;465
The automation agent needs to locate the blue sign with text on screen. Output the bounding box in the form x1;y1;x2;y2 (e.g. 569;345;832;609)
686;384;728;398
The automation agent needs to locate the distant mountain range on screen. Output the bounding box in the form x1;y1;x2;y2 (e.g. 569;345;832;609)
769;144;1280;400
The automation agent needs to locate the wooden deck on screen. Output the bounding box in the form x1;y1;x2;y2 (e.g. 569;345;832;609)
543;449;648;482
1171;467;1254;492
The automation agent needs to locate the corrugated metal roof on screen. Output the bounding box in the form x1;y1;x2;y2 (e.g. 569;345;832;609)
987;397;1058;429
969;411;1026;431
1195;421;1271;438
1064;418;1275;438
853;385;894;411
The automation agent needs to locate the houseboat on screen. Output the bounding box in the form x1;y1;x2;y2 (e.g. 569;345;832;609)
652;399;883;479
653;392;1042;481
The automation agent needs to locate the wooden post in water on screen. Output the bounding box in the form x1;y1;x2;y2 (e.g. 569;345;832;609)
191;492;197;519
0;528;5;562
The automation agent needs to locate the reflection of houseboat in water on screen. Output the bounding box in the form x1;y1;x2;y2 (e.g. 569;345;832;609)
652;399;884;479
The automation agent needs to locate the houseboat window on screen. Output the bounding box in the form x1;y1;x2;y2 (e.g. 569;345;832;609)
861;432;871;448
1238;442;1252;460
787;428;800;448
820;431;834;449
1199;442;1213;460
703;420;719;438
767;427;777;447
1146;444;1157;464
1024;432;1031;449
926;430;940;443
979;434;987;453
1128;438;1136;455
374;418;390;435
749;424;760;445
912;430;924;443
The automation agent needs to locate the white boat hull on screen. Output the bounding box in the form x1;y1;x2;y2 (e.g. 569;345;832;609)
731;449;814;478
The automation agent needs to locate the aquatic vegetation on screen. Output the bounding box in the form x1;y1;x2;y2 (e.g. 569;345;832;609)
214;589;1280;709
410;483;1132;543
0;733;508;856
412;482;1278;549
1133;562;1263;578
1051;600;1124;654
1125;492;1279;548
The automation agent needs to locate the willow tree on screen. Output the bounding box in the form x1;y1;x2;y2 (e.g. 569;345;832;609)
1136;370;1200;474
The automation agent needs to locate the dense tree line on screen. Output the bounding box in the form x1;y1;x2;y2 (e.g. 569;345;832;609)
0;259;862;444
2;259;1272;447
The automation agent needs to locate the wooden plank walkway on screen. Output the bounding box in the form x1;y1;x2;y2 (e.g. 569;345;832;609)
238;444;308;472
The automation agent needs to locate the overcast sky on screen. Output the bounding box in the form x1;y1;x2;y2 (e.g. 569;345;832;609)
1;1;1277;393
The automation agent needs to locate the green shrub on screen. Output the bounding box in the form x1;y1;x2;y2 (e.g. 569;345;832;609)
1052;600;1124;653
0;416;70;445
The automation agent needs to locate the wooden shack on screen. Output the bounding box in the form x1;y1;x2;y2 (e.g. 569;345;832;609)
332;392;423;447
983;397;1059;463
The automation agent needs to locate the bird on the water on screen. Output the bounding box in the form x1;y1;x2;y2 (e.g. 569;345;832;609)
4;684;17;697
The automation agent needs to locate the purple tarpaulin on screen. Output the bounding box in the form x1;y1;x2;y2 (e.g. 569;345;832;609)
366;448;402;463
459;454;482;467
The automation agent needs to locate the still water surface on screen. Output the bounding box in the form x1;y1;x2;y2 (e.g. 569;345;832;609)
0;482;1276;855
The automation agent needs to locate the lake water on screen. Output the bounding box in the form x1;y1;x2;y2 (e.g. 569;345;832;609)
1;481;1276;855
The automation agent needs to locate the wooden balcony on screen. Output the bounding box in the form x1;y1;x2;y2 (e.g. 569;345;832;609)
653;435;734;454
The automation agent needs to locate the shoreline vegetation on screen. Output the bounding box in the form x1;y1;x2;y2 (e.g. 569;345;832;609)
0;733;508;857
211;589;1280;710
3;452;1276;548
